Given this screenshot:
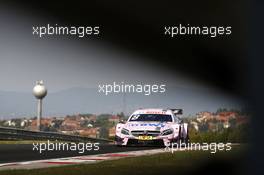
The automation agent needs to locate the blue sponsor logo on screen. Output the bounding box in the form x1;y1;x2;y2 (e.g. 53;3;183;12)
128;123;166;127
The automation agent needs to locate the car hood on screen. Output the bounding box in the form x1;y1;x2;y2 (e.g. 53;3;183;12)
124;122;170;131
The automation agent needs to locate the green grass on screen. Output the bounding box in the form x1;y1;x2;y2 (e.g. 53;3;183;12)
0;140;71;144
0;140;43;144
0;147;247;175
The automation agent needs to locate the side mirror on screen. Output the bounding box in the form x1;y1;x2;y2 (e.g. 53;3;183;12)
172;109;183;115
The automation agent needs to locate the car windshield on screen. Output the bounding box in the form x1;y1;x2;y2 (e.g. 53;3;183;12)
129;114;172;122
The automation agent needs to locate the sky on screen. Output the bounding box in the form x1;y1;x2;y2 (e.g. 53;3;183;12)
0;6;211;93
0;5;245;117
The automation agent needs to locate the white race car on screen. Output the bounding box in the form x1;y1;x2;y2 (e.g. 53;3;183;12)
115;108;188;146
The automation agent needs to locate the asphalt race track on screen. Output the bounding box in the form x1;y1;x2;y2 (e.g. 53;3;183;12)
0;144;158;164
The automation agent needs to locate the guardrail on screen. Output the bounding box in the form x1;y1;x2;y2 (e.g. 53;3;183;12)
0;126;111;143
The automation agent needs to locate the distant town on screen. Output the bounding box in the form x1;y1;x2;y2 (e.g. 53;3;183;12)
0;108;250;140
188;109;249;132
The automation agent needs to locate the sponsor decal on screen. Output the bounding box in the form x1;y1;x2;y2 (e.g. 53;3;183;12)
145;111;166;114
128;123;166;127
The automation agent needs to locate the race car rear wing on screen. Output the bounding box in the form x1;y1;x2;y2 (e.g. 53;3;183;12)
170;109;183;115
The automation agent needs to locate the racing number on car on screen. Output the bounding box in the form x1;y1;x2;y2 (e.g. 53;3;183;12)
138;136;153;140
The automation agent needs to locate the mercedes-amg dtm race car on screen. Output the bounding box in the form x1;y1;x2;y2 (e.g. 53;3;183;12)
115;108;188;146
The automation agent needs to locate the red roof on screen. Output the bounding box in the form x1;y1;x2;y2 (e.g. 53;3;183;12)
110;115;119;120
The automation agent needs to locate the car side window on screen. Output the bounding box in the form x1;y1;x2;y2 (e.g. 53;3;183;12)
173;115;181;123
130;115;140;121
